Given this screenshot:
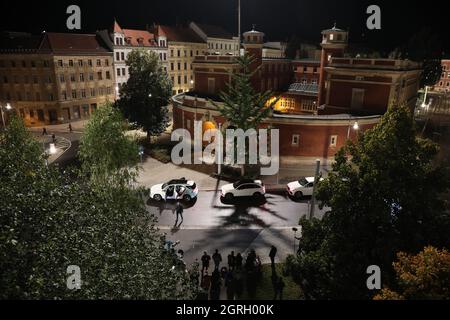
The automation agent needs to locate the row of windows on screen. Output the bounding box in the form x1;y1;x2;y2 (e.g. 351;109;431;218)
57;59;110;68
263;63;290;73
1;71;112;85
437;81;450;87
207;42;238;51
61;87;113;99
170;62;193;71
114;37;167;48
297;66;319;73
0;60;50;68
170;75;193;85
291;134;338;147
2;87;112;101
170;49;202;58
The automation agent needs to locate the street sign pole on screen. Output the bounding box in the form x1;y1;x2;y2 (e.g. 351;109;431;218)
309;159;321;220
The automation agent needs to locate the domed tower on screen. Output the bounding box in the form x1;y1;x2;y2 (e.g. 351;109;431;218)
318;23;349;107
242;25;264;67
242;25;264;89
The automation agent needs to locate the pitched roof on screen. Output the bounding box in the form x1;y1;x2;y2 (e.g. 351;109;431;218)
39;33;111;55
0;32;42;53
288;83;319;95
113;19;123;33
122;29;157;46
193;23;234;39
158;25;205;43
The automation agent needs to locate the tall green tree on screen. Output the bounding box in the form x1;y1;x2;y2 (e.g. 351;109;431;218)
286;105;450;299
0;116;196;299
79;102;139;187
213;54;277;131
117;49;172;140
211;54;278;176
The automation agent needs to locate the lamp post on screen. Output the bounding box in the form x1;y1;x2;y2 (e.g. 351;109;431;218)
309;159;321;220
292;227;298;254
1;103;12;129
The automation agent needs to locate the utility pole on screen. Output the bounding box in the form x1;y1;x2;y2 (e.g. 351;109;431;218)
309;159;321;220
238;0;241;55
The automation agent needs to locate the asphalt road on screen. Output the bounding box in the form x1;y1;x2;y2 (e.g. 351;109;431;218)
146;191;328;266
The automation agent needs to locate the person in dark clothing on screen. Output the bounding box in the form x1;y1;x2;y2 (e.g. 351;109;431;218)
269;245;277;267
274;277;285;300
235;253;243;270
201;251;211;273
210;269;221;300
227;251;236;271
212;249;222;270
175;202;184;226
42;127;48;135
68;123;73;132
225;271;235;300
51;133;56;143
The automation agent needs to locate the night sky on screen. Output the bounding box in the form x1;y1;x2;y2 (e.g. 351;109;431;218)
1;0;448;53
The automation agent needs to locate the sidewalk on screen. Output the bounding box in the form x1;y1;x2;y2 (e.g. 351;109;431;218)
29;119;87;134
137;154;332;192
33;134;72;165
137;156;228;191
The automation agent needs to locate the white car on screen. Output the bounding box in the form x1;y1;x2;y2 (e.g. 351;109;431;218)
221;179;265;200
150;178;198;202
286;177;323;200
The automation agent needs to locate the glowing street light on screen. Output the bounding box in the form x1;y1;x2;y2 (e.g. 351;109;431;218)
49;143;57;155
1;103;13;129
353;121;359;131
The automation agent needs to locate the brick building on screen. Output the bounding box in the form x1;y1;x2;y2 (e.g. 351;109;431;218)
0;31;115;126
433;59;450;92
171;25;422;163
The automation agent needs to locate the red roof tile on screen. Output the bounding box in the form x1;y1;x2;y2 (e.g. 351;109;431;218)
122;29;157;47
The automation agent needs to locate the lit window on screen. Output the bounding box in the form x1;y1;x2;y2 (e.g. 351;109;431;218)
329;34;334;40
330;135;338;147
292;134;300;146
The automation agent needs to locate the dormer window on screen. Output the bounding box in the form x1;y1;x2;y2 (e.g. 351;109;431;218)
329;34;334;41
125;37;131;44
137;38;144;45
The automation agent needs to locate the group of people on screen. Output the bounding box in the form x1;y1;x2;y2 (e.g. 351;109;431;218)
192;246;284;300
41;123;73;137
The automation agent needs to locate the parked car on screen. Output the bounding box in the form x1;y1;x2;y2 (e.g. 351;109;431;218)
221;179;265;201
286;177;323;200
150;178;198;202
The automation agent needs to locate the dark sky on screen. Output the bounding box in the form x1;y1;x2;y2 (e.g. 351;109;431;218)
0;0;448;53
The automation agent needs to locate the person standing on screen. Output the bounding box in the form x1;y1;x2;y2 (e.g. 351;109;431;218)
42;127;48;135
212;249;222;270
227;251;236;271
68;123;73;133
269;245;277;267
201;251;211;273
235;253;243;270
175;202;184;226
51;133;56;143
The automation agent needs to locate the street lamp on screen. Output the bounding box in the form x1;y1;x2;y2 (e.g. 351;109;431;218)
353;121;359;131
1;103;12;129
292;227;298;254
